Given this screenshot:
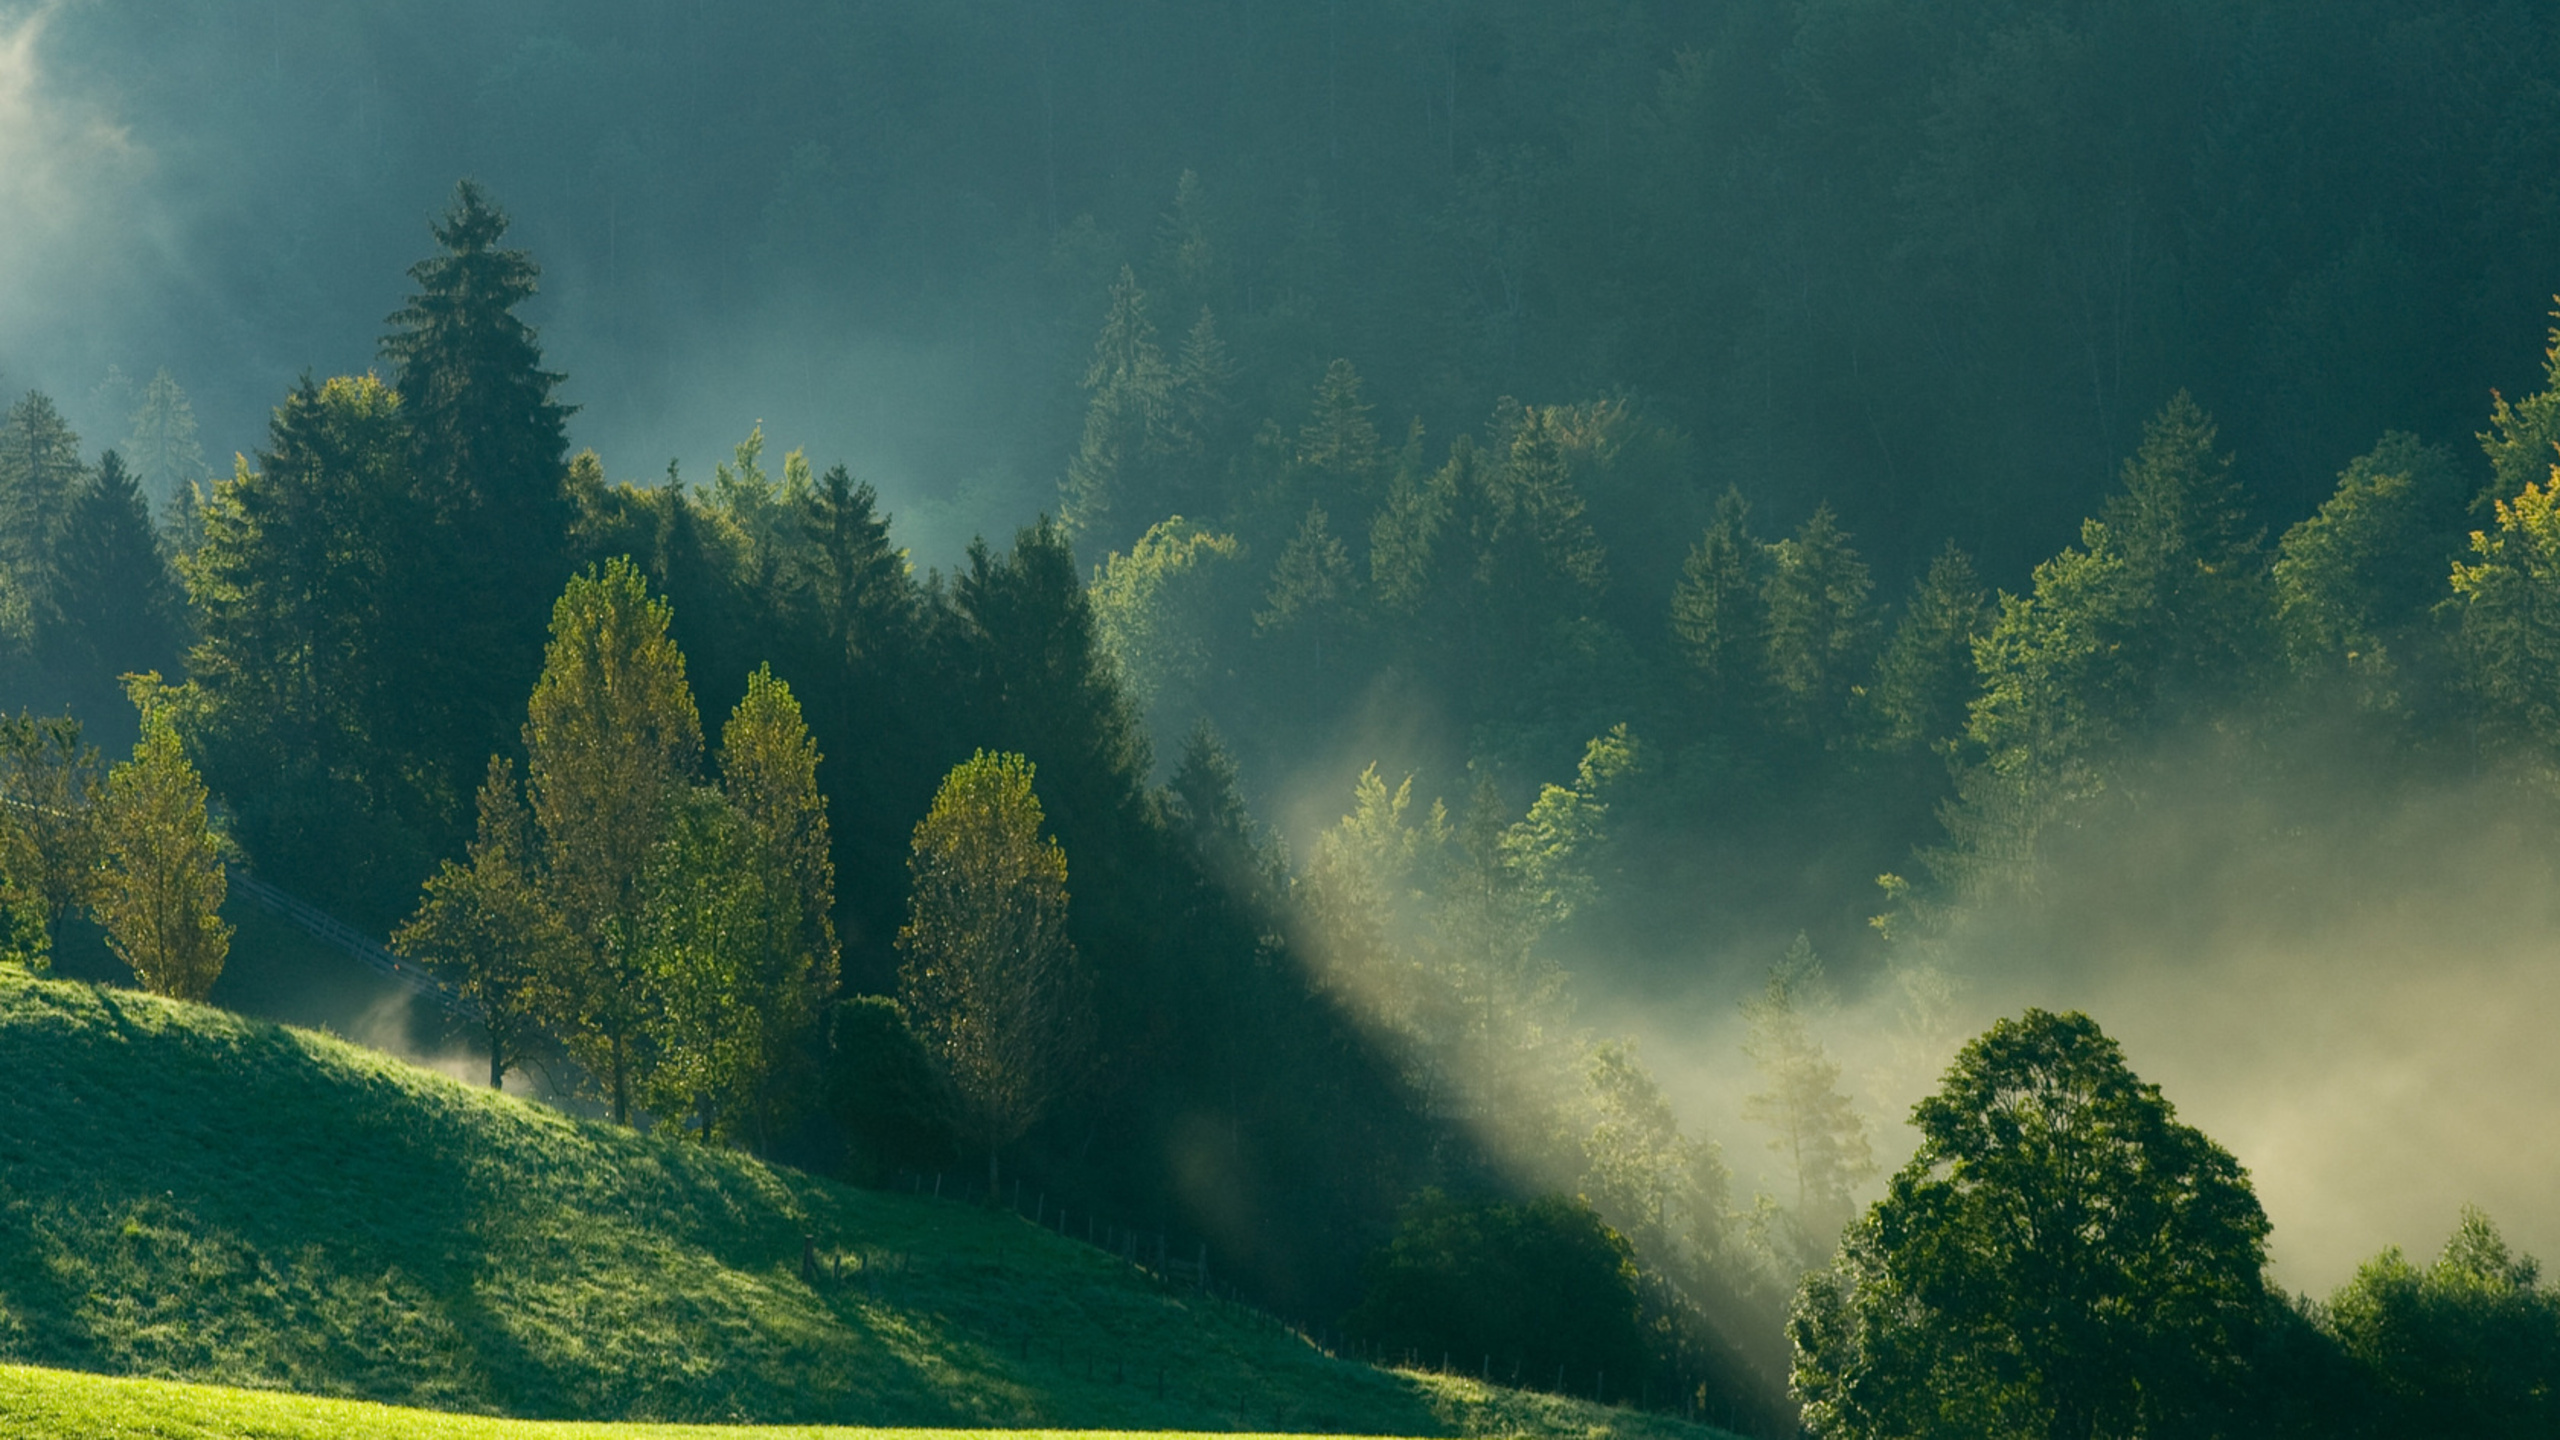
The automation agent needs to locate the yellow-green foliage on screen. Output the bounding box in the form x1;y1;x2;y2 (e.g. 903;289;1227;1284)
0;974;1739;1437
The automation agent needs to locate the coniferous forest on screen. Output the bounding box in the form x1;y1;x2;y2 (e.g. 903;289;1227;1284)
9;3;2560;1437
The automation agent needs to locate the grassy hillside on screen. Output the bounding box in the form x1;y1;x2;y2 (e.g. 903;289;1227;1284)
0;1363;1708;1440
0;974;1734;1438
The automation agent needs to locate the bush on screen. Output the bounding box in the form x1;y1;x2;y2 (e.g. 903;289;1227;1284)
1346;1190;1650;1396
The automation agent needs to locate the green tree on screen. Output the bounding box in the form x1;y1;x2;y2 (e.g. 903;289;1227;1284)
382;179;577;788
1741;937;1874;1271
894;751;1091;1196
1295;358;1385;518
1761;505;1875;739
524;557;702;1125
2449;472;2560;750
1256;501;1358;669
0;712;106;958
393;757;554;1089
2479;306;2560;511
0;392;87;617
2322;1207;2560;1439
1862;542;1992;753
1791;1009;2270;1440
1061;267;1174;547
94;679;232;1002
635;787;821;1149
1670;487;1767;700
121;368;206;517
2093;391;2269;711
1088;516;1242;734
45;450;186;687
1346;1192;1650;1397
2273;434;2467;706
182;374;444;910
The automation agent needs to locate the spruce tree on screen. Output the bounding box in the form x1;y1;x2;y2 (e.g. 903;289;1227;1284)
382;180;576;779
0;392;87;615
1863;541;1992;753
1061;267;1173;548
1759;504;1875;741
45;450;185;686
1669;487;1767;699
121;368;206;517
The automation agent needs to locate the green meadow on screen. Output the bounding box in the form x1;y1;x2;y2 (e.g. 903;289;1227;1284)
0;973;1731;1439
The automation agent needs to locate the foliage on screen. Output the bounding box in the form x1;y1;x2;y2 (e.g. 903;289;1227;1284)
392;757;554;1089
1862;543;1991;754
2274;433;2467;705
2318;1207;2560;1439
523;557;703;1125
1790;1010;2269;1440
894;751;1092;1192
1760;506;1873;742
0;711;106;955
1088;516;1242;733
1346;1192;1649;1398
2450;477;2560;751
93;679;232;1002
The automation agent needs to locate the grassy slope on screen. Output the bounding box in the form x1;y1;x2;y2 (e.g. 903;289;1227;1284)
0;974;1732;1438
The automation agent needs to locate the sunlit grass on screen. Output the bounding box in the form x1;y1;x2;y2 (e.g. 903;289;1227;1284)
0;974;1734;1439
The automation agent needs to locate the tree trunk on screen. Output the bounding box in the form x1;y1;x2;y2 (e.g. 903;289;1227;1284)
611;1031;629;1125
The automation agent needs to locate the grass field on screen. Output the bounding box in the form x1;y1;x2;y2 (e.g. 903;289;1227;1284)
0;973;1737;1438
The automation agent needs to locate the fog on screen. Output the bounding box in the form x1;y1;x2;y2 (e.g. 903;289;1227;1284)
1576;730;2560;1296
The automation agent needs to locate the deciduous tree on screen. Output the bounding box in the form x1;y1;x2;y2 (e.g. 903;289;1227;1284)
1791;1009;2270;1440
525;557;702;1125
895;750;1091;1195
94;679;231;1002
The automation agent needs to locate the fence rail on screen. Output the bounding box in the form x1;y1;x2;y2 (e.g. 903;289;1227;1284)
228;870;486;1024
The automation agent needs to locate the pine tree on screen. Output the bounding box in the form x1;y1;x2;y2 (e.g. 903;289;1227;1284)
1169;306;1239;460
1295;358;1384;515
94;679;231;1002
45;450;185;685
1669;487;1766;696
0;392;88;615
2095;391;2269;707
524;557;702;1125
799;462;913;668
183;376;429;836
1862;541;1992;753
393;756;554;1089
121;368;206;517
1256;502;1358;669
382;180;577;781
895;750;1091;1195
1759;504;1875;740
1061;267;1173;548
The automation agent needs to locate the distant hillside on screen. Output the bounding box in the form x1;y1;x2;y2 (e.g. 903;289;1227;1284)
0;974;1735;1438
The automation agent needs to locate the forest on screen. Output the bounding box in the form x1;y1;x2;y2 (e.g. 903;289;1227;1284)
8;2;2560;1436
